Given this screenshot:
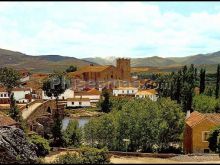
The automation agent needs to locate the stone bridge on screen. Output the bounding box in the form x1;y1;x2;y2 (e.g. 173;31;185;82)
21;99;65;136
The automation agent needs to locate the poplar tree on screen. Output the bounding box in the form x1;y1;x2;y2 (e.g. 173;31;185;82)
215;64;220;99
199;68;206;94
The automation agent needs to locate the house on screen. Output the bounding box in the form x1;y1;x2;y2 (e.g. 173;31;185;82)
113;87;138;97
74;88;101;103
68;58;131;81
0;87;32;104
66;98;91;108
183;111;220;153
135;89;158;101
0;112;18;127
42;88;74;100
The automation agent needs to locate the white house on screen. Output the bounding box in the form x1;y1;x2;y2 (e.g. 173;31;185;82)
42;88;74;100
113;87;138;96
66;98;91;108
74;88;101;103
0;87;32;103
135;89;158;101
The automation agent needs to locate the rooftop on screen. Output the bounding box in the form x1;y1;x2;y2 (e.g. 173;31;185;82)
136;89;158;95
186;111;220;128
0;112;17;127
67;98;90;102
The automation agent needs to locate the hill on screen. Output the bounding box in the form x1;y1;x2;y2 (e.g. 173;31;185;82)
0;48;97;73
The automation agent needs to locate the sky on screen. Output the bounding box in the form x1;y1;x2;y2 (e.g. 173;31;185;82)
0;2;220;58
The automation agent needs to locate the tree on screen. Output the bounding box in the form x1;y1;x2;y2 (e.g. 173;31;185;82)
0;67;21;119
208;126;220;153
63;120;82;147
29;134;50;157
192;95;218;113
215;64;220;99
66;65;77;73
100;88;111;113
42;71;68;146
199;68;206;94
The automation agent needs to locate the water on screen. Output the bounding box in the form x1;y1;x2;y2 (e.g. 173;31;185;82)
62;117;91;130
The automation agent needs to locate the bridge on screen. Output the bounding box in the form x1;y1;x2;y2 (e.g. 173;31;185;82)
20;99;65;136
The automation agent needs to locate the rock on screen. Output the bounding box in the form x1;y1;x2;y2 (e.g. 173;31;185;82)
0;126;38;164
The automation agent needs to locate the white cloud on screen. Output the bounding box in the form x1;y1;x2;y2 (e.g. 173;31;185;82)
0;2;220;58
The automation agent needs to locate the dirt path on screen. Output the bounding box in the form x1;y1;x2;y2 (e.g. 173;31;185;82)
110;155;220;164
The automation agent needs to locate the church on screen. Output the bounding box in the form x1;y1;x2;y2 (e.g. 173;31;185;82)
68;58;131;81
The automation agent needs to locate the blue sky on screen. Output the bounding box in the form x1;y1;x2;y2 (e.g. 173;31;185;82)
0;2;220;58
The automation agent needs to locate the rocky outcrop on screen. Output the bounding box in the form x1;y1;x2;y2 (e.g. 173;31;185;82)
0;126;38;164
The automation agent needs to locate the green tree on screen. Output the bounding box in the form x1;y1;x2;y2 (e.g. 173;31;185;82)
66;65;77;73
29;134;50;157
199;68;206;94
100;88;111;113
208;126;220;153
0;67;21;120
192;95;218;113
63;120;82;147
215;64;220;99
42;71;68;146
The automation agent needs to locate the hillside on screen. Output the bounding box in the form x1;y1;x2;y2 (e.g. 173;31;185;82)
83;51;220;68
0;48;97;73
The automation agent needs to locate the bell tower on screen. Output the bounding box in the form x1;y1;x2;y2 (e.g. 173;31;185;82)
116;58;131;81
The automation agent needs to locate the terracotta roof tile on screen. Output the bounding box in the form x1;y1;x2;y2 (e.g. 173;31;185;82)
186;111;220;128
0;112;17;127
67;98;90;101
136;89;158;95
87;88;101;95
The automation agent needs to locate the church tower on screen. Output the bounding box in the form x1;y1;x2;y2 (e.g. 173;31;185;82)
116;58;131;81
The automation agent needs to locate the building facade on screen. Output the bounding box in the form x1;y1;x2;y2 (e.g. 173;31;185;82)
68;58;131;81
183;111;220;153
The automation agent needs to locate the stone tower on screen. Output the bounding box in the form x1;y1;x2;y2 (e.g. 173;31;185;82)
116;58;131;81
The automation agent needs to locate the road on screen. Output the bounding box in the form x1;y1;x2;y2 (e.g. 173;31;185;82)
22;102;42;120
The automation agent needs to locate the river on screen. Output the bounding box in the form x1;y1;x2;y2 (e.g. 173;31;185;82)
62;117;91;130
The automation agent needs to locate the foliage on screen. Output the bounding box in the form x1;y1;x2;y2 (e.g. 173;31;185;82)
29;134;50;157
0;67;21;92
42;71;68;147
208;126;220;153
199;68;206;94
100;88;111;113
53;147;110;164
192;95;219;113
0;67;22;122
63;120;82;147
66;65;77;73
84;97;184;152
156;65;198;112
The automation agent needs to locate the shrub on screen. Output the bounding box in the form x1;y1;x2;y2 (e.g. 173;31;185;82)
208;126;220;153
53;147;110;164
29;134;51;157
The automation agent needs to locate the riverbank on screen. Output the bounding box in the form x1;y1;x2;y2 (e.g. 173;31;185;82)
64;108;104;118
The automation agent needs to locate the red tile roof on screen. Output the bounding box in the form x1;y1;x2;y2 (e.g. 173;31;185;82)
0;112;17;127
186;111;220;128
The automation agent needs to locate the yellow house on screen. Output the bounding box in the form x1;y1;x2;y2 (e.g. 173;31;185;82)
183;111;220;153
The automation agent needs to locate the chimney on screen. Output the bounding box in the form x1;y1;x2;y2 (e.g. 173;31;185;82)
186;110;191;119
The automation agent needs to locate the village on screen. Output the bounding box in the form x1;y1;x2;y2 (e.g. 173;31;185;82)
1;57;220;164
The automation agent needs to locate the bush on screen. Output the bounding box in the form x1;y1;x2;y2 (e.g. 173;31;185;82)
53;147;110;164
208;126;220;153
29;134;50;157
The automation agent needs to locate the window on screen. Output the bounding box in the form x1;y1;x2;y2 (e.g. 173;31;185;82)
122;90;124;93
4;94;6;97
79;102;82;106
0;94;2;97
202;131;210;142
72;102;74;105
